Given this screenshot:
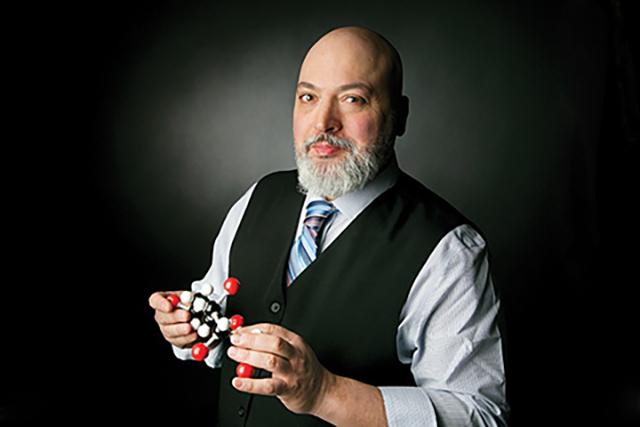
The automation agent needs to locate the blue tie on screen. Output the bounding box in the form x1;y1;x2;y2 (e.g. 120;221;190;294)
286;200;337;286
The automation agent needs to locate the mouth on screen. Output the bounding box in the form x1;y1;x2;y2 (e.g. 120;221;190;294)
309;141;343;157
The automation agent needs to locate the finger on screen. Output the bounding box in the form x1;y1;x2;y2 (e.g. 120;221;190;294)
148;292;174;313
170;332;198;348
231;330;296;360
242;323;301;345
227;346;291;375
155;309;191;325
231;376;288;396
161;322;193;339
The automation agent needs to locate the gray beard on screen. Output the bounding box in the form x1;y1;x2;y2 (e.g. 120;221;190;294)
295;133;394;199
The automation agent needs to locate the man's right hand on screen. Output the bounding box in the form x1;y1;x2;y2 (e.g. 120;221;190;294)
149;291;198;348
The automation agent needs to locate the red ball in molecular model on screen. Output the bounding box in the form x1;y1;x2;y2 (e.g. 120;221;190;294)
167;277;246;363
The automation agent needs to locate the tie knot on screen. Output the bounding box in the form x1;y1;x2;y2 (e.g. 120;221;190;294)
305;199;336;219
304;200;337;232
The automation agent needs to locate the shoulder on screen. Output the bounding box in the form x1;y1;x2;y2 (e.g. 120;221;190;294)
255;169;298;188
236;169;304;218
247;169;299;202
222;169;296;225
393;171;473;234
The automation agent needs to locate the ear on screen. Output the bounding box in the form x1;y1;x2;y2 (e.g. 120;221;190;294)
394;95;409;137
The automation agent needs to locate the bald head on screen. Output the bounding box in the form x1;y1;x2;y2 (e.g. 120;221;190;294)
299;26;404;109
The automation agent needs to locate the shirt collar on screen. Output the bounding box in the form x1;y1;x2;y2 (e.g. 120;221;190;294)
304;154;400;220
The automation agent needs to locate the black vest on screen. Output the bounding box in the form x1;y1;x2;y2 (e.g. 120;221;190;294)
217;170;466;426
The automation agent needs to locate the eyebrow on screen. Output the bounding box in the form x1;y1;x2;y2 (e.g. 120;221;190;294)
297;81;374;95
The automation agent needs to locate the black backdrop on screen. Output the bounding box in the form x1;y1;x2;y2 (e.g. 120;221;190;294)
3;1;639;426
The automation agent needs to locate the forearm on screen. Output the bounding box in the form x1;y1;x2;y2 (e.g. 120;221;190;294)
312;373;388;427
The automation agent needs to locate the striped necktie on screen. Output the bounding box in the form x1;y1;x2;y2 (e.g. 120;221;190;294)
286;200;338;286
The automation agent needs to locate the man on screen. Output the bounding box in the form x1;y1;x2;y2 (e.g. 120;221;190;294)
149;26;508;426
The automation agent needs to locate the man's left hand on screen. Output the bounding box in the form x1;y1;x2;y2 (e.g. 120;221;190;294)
226;323;335;415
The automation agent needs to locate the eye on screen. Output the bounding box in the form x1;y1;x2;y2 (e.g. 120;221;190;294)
344;95;366;104
299;93;315;102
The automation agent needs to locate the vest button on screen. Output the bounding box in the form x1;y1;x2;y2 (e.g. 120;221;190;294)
238;406;245;417
269;301;282;314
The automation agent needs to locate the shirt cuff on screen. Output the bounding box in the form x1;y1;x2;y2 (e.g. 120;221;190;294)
171;344;224;368
378;387;438;427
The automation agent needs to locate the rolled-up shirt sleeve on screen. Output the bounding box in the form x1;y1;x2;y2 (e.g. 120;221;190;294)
379;224;508;426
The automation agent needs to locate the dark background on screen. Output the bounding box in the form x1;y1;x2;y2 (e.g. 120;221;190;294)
3;0;639;425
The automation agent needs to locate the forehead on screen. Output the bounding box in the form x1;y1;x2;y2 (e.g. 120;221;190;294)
298;34;393;94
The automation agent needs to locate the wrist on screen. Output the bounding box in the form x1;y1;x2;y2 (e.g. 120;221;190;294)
309;372;388;427
311;369;340;421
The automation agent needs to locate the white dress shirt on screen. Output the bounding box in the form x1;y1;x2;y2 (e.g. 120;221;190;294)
173;157;508;426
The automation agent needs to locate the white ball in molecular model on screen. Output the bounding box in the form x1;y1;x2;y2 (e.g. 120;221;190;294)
199;283;213;296
216;317;230;332
190;318;202;330
197;324;211;338
180;291;193;305
193;297;206;313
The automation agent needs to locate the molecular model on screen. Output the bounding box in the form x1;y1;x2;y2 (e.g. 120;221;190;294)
167;277;245;363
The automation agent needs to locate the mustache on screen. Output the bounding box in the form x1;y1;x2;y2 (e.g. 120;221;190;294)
303;134;355;151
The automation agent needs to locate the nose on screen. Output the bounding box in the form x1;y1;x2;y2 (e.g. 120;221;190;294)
314;100;342;133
